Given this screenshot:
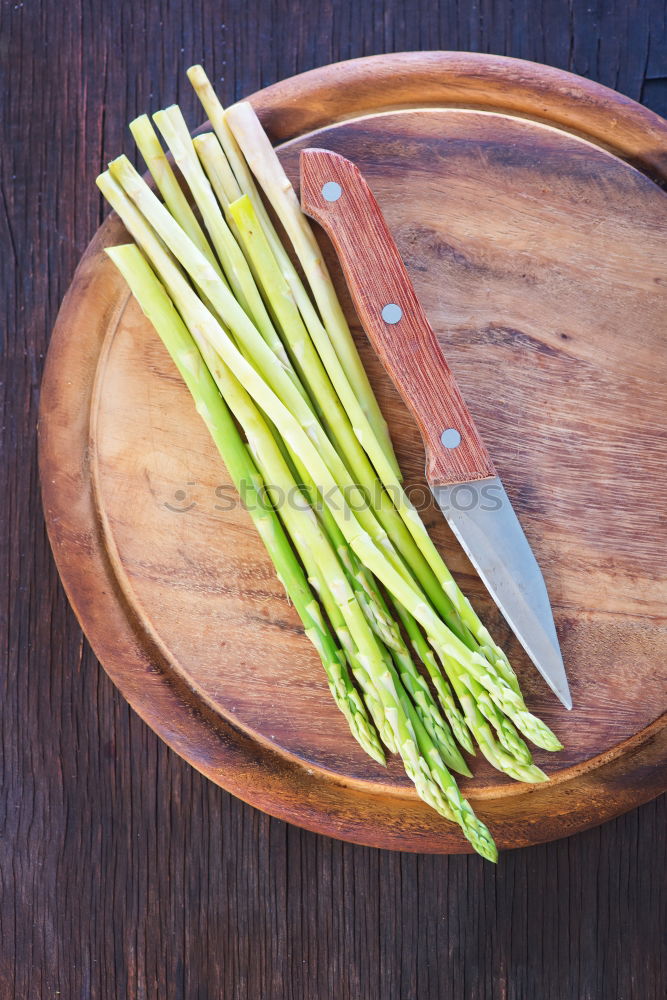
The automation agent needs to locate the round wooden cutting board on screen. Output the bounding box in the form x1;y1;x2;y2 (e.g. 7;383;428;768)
39;53;667;853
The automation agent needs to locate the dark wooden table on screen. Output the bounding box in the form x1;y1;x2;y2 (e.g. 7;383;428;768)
2;2;666;997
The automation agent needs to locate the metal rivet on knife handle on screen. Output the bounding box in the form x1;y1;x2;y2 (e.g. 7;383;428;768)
441;428;462;449
381;303;402;324
321;181;342;202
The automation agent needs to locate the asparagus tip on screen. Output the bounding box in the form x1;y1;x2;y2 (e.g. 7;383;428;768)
478;841;499;864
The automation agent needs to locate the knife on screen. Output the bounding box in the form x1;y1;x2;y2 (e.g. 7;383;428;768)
299;148;571;710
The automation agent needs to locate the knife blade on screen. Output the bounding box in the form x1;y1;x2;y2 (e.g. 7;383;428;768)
299;147;571;709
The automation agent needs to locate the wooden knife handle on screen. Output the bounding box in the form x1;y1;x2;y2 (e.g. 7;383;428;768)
299;147;495;486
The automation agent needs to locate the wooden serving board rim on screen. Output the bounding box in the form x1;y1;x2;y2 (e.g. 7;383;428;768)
39;52;667;853
247;51;667;184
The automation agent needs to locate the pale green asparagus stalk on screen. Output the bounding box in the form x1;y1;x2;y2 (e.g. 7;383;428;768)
394;588;561;760
375;645;498;859
344;567;470;776
98;173;499;857
192;134;250;258
389;643;471;777
186;64;399;481
128;114;224;277
359;580;471;776
391;601;475;755
282;535;398;756
106;241;383;764
391;598;538;773
186;65;257;203
193;132;242;205
280;546;390;765
217;379;407;769
223;99;395;462
230;389;397;758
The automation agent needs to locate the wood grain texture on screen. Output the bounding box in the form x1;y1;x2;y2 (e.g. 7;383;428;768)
3;3;667;999
300;146;496;484
40;61;667;850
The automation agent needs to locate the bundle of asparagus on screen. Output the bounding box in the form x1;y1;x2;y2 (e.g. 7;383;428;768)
97;65;563;860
